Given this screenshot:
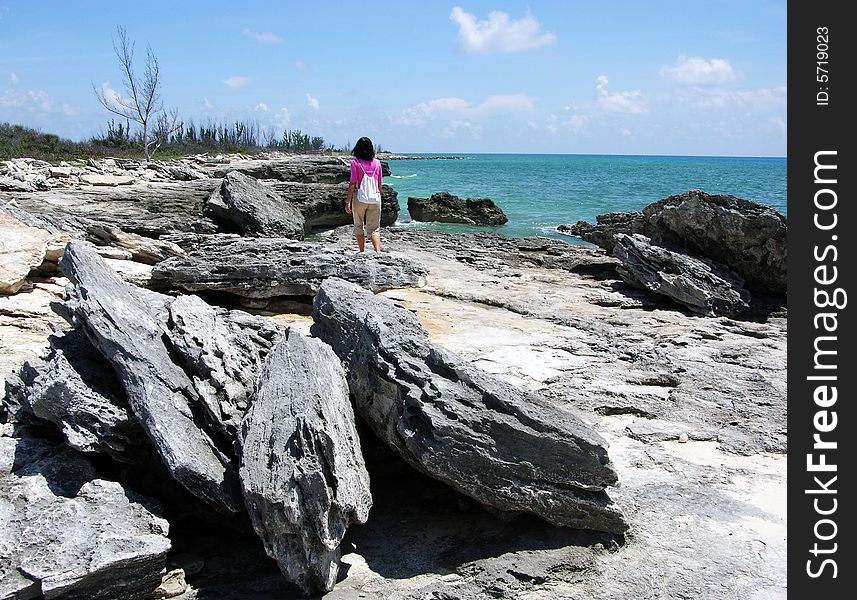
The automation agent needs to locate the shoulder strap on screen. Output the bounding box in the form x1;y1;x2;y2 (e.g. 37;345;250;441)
356;160;375;178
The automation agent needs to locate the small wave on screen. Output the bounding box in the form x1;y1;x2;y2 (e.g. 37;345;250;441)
390;174;418;179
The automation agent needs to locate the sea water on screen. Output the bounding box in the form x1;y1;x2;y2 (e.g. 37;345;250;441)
384;154;786;242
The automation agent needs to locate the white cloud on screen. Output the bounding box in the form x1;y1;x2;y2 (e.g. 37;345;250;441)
241;27;282;44
678;85;785;109
9;73;18;85
0;89;52;112
201;97;225;119
449;6;556;54
595;75;647;114
274;107;290;128
564;114;589;132
306;93;319;110
660;56;737;85
223;76;250;88
403;94;534;123
97;82;126;112
254;102;269;112
61;103;79;116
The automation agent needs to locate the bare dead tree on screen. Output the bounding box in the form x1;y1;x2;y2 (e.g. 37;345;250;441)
93;26;177;160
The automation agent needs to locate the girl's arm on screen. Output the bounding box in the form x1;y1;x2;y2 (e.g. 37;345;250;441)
346;183;355;214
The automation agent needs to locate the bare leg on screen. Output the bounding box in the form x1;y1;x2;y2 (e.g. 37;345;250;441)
355;234;366;252
370;233;381;252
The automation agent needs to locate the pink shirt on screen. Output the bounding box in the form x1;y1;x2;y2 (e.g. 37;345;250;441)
350;158;382;191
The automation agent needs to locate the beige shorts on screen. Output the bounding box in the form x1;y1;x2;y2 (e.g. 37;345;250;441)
352;200;381;237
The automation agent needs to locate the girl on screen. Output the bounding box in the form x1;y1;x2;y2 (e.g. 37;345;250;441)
345;137;383;252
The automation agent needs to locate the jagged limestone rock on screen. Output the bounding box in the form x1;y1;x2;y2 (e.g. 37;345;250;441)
237;330;371;593
311;277;628;534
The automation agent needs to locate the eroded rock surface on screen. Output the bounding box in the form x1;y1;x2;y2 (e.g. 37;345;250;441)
612;233;751;317
0;435;171;600
151;237;427;299
58;241;243;514
312;277;628;534
237;330;372;593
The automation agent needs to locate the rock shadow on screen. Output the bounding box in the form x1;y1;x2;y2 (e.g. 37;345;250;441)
345;424;621;582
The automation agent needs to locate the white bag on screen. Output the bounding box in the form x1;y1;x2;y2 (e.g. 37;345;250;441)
356;161;381;204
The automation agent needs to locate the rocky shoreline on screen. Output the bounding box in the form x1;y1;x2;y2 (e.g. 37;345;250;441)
1;153;786;599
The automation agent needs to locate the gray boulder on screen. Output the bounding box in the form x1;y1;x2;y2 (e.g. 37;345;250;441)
237;330;372;593
206;171;305;239
311;278;628;534
5;327;152;464
643;190;786;293
557;211;646;253
408;192;508;226
270;181;400;230
612;233;750;317
151;237;427;299
58;241;243;514
0;435;171;600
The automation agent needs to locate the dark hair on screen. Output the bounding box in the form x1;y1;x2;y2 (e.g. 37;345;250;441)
351;136;375;161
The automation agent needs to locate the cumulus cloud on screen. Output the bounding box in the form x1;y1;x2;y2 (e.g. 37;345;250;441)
564;114;589;132
660;56;737;85
241;27;282;44
306;93;319;110
449;6;556;53
95;82;127;113
0;89;52;112
254;102;269;112
678;85;785;109
403;94;534;123
223;76;250;88
274;107;290;128
61;103;79;116
595;75;647;114
9;73;18;85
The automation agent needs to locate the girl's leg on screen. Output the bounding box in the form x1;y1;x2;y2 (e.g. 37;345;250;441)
369;233;380;251
356;234;366;252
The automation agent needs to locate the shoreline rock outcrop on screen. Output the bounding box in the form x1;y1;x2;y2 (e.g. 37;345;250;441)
559;190;786;295
206;171;305;239
408;192;508;226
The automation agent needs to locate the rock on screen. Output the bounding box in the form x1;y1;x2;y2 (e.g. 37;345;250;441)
86;223;187;265
166;295;265;436
151;237;427;300
5;327;152;463
80;173;136;186
0;435;171;600
151;568;188;599
206;171;305;239
237;330;371;593
2;180;221;238
612;233;750;317
558;212;646;252
562;190;786;293
0;177;35;192
58;241;243;514
0;210;51;294
206;155;351;183
48;166;74;178
408;192;508;226
642;190;787;293
270;181;400;230
311;278;628;534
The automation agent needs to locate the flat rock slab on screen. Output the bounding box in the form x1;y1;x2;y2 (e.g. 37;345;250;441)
79;174;135;186
238;330;371;593
151;237;427;299
311;277;628;534
0;435;171;600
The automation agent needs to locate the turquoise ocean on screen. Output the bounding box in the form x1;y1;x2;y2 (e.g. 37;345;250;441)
384;154;786;242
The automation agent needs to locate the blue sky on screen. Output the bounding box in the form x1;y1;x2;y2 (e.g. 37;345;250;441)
0;1;786;156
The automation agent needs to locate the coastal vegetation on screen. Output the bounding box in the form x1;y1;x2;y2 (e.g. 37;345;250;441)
0;121;336;162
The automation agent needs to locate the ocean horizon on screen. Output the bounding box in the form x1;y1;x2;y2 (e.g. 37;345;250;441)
384;153;786;241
